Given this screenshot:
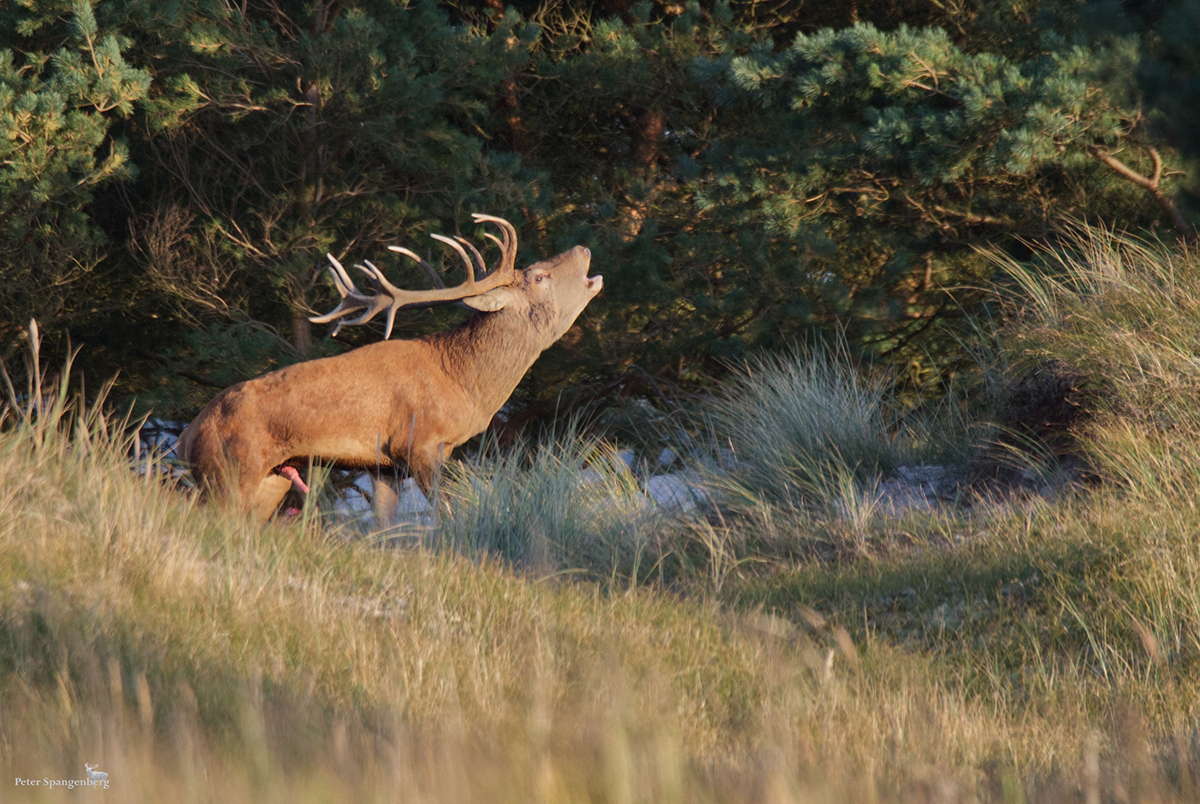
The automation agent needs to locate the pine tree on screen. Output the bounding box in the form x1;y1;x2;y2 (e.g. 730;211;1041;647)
683;20;1191;377
9;0;1199;415
0;0;149;357
104;0;539;409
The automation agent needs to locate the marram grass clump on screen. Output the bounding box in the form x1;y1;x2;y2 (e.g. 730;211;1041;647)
435;421;669;579
689;342;965;557
695;345;908;513
995;222;1200;415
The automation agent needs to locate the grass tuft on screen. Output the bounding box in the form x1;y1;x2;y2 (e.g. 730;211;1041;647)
435;419;669;579
697;344;914;512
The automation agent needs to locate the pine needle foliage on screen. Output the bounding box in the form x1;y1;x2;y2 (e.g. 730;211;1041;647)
0;0;149;354
689;18;1189;377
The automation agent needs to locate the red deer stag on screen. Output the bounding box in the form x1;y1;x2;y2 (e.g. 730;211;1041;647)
177;214;602;523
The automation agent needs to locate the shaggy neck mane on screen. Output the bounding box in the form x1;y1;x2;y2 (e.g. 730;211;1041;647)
424;307;553;413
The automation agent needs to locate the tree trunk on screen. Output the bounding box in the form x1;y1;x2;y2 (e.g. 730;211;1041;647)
293;313;312;355
618;106;665;241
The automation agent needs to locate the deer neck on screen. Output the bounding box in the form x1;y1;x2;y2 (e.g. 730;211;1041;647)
431;310;553;415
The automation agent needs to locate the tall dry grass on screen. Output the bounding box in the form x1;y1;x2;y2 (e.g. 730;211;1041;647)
7;222;1200;804
698;344;911;509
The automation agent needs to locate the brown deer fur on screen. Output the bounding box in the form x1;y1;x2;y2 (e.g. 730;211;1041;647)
177;226;601;524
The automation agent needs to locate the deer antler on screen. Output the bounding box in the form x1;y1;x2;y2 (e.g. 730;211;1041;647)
310;214;520;339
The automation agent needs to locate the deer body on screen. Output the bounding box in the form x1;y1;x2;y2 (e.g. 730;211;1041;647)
178;218;601;523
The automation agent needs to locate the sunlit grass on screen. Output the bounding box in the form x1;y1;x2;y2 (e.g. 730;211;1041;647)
9;221;1200;801
990;220;1200;428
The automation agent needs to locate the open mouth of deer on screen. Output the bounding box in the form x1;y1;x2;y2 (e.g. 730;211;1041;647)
574;246;601;295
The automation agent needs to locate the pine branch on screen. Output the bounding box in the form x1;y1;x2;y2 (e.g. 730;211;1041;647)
1086;144;1194;242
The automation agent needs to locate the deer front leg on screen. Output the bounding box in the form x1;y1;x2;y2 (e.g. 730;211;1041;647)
372;473;400;527
247;474;293;524
405;442;448;498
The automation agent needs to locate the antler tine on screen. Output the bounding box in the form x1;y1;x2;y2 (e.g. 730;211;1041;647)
361;261;403;340
309;254;370;332
430;234;476;284
325;261;403;337
454;236;489;278
326;254;358;296
471;213;516;242
388;245;448;289
470;214;518;279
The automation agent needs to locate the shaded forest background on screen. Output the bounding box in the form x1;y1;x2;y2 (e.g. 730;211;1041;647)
2;0;1199;421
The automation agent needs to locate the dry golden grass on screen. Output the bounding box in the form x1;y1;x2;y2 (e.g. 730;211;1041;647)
0;381;1193;803
7;222;1200;801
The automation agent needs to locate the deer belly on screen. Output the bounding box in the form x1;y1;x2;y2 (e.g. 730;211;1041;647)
300;434;399;468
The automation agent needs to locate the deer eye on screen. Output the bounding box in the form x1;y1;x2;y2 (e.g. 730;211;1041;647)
535;274;548;283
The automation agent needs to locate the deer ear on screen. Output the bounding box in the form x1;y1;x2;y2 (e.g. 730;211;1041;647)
461;287;519;312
